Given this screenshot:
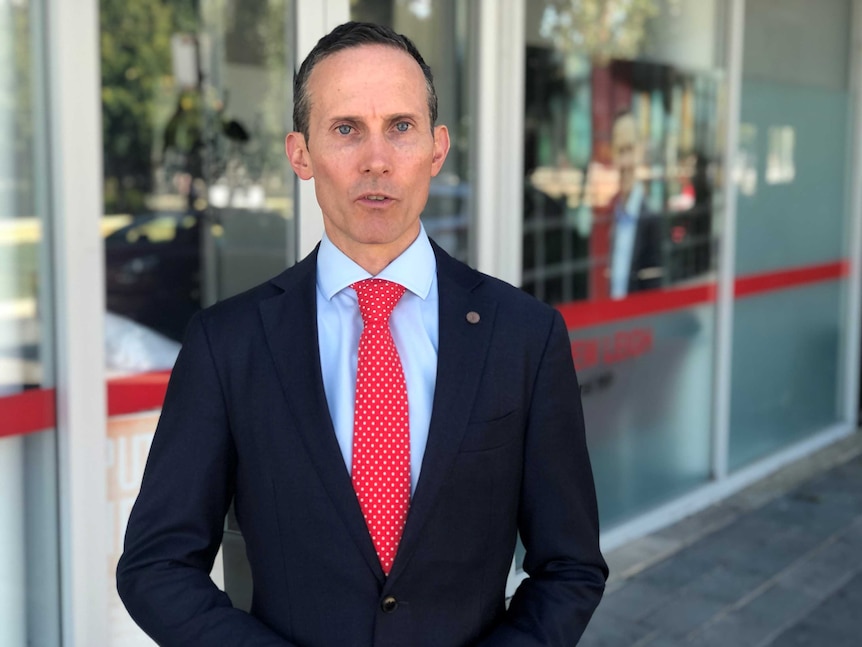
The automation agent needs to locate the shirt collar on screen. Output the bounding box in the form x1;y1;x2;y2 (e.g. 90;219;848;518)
317;224;436;301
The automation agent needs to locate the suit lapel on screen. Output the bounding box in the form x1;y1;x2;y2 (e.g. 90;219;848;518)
259;250;384;582
387;244;497;584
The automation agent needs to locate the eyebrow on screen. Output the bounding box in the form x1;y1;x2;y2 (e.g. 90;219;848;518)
327;112;423;125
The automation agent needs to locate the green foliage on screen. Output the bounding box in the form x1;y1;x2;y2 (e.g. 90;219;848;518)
540;0;662;62
100;0;197;212
0;5;37;218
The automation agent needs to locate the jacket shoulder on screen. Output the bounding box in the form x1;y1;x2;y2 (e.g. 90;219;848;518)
193;248;316;332
432;240;558;321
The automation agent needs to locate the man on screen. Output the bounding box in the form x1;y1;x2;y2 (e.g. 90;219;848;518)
118;22;607;646
608;110;662;299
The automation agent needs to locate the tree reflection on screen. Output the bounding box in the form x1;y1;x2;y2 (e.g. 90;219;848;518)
539;0;661;63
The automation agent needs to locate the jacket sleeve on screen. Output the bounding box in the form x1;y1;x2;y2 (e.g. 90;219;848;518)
116;312;296;647
478;310;609;646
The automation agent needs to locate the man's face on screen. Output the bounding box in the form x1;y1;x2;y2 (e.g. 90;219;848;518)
612;114;638;198
286;44;450;269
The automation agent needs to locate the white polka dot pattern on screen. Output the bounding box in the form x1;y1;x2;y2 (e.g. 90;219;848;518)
351;279;410;576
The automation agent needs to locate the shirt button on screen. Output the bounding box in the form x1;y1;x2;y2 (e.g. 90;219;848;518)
381;596;398;613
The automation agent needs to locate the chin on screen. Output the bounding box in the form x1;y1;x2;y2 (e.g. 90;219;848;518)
360;221;417;243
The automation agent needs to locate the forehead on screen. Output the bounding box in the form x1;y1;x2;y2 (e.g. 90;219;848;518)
306;44;428;120
612;115;637;146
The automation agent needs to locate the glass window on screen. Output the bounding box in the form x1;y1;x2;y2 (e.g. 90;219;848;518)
728;0;854;469
523;0;727;530
524;0;724;303
99;0;296;640
351;0;475;263
101;0;296;353
0;0;61;644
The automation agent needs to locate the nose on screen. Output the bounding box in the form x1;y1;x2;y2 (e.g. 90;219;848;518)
360;132;392;175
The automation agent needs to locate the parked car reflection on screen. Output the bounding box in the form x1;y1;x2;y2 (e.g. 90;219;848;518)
105;211;202;343
105;208;293;344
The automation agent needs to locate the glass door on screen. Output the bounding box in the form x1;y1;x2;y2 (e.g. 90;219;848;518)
522;0;729;528
0;0;61;644
728;0;855;469
99;0;296;641
350;0;476;263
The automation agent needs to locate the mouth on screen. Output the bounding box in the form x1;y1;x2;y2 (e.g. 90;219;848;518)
357;193;395;206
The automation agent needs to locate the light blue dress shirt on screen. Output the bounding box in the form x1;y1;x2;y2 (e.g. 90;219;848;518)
610;181;645;300
316;226;439;494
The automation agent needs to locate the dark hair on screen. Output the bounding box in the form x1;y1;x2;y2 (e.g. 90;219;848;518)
293;21;438;142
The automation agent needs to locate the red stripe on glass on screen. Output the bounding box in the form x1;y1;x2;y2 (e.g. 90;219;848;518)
559;259;849;330
0;370;170;438
558;283;716;329
734;260;849;298
106;370;171;417
0;260;852;438
0;388;56;438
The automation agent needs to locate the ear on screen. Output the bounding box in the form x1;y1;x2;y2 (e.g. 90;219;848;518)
285;132;313;180
430;125;451;177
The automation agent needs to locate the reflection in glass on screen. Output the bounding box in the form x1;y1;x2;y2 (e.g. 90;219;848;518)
735;123;758;197
729;0;852;468
0;0;61;644
765;126;795;185
100;2;296;641
101;0;296;368
524;57;721;304
730;284;844;470
520;0;725;542
538;0;661;63
351;0;474;263
524;0;723;305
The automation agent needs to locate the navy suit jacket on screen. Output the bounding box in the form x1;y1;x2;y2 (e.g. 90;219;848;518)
117;241;607;646
610;193;663;296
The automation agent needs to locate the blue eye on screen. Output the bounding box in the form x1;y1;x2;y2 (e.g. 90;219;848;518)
395;122;410;133
337;124;353;135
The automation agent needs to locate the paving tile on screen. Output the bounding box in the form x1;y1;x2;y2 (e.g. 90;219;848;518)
763;573;862;646
579;606;654;647
686;613;752;647
756;496;826;531
785;492;862;534
639;591;728;638
766;624;861;647
674;534;736;566
652;504;739;545
722;529;822;581
606;535;680;581
801;476;862;501
596;579;676;623
719;582;818;645
839;516;862;543
799;480;862;512
730;512;794;540
642;639;689;647
636;549;718;592
684;564;766;604
776;533;861;598
591;440;862;647
678;581;817;646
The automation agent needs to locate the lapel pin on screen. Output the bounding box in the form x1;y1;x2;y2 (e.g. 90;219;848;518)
466;311;480;324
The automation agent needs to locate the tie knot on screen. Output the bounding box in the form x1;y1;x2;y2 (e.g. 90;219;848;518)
352;279;406;324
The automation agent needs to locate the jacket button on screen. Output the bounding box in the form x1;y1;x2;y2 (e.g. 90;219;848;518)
381;596;398;613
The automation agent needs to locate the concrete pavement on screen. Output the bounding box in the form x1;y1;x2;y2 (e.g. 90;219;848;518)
581;431;862;646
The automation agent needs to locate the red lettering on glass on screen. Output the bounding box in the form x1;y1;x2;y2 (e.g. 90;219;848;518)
571;327;653;370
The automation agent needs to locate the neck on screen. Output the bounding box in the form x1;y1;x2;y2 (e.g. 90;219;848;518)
351;247;400;276
326;227;421;276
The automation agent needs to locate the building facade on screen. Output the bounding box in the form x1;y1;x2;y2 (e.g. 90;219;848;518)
1;0;860;644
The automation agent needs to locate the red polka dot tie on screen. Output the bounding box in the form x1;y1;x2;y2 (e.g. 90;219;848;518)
351;279;410;575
